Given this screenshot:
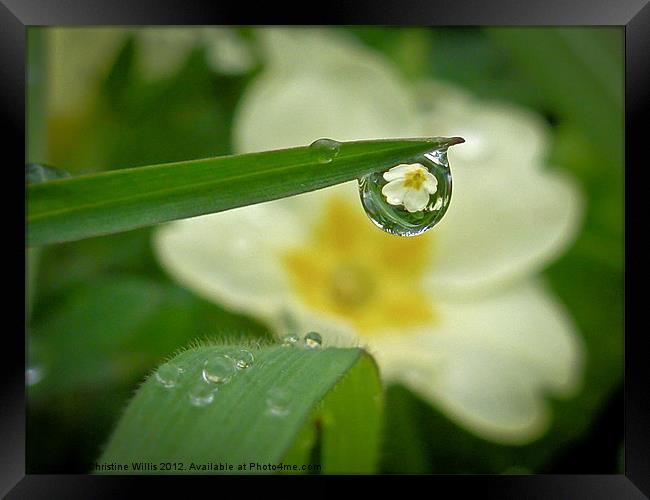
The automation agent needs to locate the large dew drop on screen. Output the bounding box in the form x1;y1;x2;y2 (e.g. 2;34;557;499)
303;332;322;349
358;137;463;237
202;356;236;384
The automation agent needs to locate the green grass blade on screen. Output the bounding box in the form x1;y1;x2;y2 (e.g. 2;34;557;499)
280;352;383;474
98;343;382;474
27;137;462;246
316;353;383;473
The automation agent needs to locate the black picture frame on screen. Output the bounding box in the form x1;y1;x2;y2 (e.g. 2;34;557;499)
5;0;646;496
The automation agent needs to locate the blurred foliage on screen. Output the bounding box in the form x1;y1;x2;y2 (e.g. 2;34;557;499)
46;33;258;173
26;26;623;474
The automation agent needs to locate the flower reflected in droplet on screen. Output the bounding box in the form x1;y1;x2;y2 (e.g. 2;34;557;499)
381;163;438;213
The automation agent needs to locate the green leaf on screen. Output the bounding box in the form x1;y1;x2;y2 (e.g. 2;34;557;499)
98;344;382;474
27;137;462;246
316;354;383;473
275;349;384;474
380;384;432;473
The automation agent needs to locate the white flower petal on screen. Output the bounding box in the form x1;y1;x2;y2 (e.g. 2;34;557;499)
383;164;418;182
414;80;551;168
154;200;309;319
155;182;361;335
422;164;583;297
371;280;583;444
411;80;584;296
423;172;438;194
233;29;417;153
402;188;430;213
381;180;409;205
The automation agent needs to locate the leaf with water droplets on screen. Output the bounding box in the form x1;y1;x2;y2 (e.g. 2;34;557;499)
27;137;460;246
98;343;382;474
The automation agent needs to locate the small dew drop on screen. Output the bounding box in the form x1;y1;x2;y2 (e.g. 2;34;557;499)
188;380;218;407
266;387;291;417
155;363;184;389
26;366;44;386
202;356;236;384
358;137;463;237
303;332;322;350
25;163;71;184
227;349;255;370
309;138;341;164
281;333;300;346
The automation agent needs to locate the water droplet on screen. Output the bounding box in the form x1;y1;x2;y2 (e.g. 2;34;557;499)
155;363;184;389
25;163;71;183
26;366;44;386
309;138;341;164
202;356;236;384
266;387;291;417
358;137;463;237
303;332;322;349
26;339;48;387
281;333;300;346
188;380;218;407
226;349;255;370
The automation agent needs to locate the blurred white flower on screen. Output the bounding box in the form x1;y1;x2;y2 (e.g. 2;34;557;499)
154;28;585;444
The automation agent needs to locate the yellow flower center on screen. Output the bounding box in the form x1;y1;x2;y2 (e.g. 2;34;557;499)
402;169;427;190
281;196;436;336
